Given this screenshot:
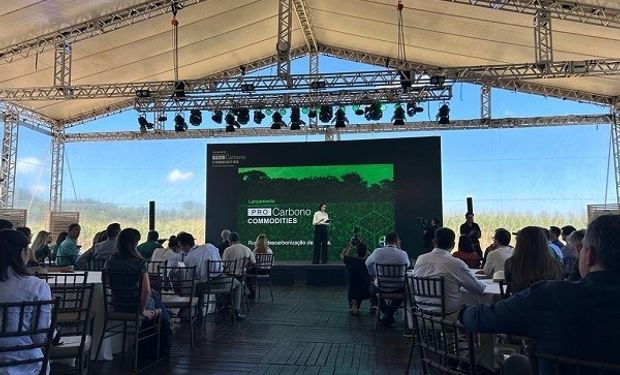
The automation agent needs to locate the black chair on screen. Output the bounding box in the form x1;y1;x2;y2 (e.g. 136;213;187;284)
245;253;274;303
54;255;76;267
0;297;60;374
159;265;198;350
414;309;479;375
146;260;167;291
230;257;251;314
49;284;94;375
203;259;238;325
526;341;620;375
411;276;447;317
498;280;511;300
374;263;408;329
38;272;89;287
96;271;161;372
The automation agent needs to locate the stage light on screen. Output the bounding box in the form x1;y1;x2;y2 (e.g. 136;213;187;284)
211;110;223;124
174;114;187;132
138;115;154;130
189;109;202;126
225;112;239;132
392;105;405;126
399;70;412;92
271;112;286;130
240;83;255;92
308;108;317;119
136;89;150;98
353;105;365;116
237;108;250;125
157;115;167;123
253;110;266;124
333;108;348;128
430;76;446;86
319;105;333;123
406;102;424;117
365;103;383;121
437;103;450;124
310;80;326;90
174;81;186;99
290;107;305;130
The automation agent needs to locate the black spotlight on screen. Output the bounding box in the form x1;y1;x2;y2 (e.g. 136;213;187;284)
406;102;424;117
211;110;223;124
334;108;348;128
437;103;450;124
354;107;365;116
253;110;266;124
157;115;167;123
392;105;405;126
365;103;383;121
225;112;239;132
174;81;186;99
430;76;446;86
174;114;187;132
319;105;333;123
138;115;154;130
271;112;286;130
399;70;412;92
290;107;305;130
237;108;250;125
308;109;317;119
189;109;202;126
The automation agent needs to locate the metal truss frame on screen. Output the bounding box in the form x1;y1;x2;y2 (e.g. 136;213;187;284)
292;0;318;53
61;114;612;143
49;128;65;212
439;0;620;29
612;110;620;204
53;41;72;95
481;84;491;120
0;0;207;64
317;44;619;106
534;10;553;65
134;87;452;112
0;112;19;208
309;52;319;127
276;0;293;80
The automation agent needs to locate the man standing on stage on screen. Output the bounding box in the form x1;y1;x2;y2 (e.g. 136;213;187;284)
460;212;482;259
312;202;330;264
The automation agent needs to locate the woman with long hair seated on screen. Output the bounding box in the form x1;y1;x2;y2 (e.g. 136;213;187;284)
452;235;482;269
504;226;564;294
32;230;52;264
0;229;53;374
246;233;274;300
104;228;171;326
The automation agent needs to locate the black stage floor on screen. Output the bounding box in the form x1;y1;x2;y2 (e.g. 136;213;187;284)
272;261;346;286
89;285;418;375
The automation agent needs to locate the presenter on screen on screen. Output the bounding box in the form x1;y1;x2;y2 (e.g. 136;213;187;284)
312;202;330;264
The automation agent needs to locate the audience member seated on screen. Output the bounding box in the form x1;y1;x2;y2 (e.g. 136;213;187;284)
567;229;586;281
222;232;256;277
76;230;106;270
50;231;68;261
137;230;163;260
177;232;245;321
246;234;273;300
216;229;231;257
504;226;563;294
16;226;37;267
413;227;485;318
549;226;565;251
365;232;410;326
542;227;563;262
151;235;181;268
560;225;576;244
452;235;481;269
0;218;13;230
483;228;513;277
0;229;53;375
32;230;52;264
56;223;81;267
104;228;171;328
481;242;497;267
460;215;620;373
341;241;371;315
94;223;121;260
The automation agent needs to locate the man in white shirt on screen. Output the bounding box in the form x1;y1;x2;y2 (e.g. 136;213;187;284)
413;227;485;317
483;228;513;277
222;232;256;276
177;231;244;320
365;232;410;326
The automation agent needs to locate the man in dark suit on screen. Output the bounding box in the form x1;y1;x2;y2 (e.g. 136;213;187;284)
459;212;482;258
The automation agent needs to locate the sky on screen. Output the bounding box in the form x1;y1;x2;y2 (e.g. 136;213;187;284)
12;55;616;219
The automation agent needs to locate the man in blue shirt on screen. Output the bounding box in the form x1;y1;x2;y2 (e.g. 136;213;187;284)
459;215;620;372
56;223;81;266
365;232;410;326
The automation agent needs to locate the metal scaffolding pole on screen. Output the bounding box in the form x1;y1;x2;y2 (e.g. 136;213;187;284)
481;84;491;120
53;41;72;89
534;10;553;68
49;128;65;212
0;112;18;208
612;108;620;204
276;0;293;83
309;52;319;128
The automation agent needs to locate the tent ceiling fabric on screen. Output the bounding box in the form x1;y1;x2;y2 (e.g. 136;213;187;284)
0;0;618;125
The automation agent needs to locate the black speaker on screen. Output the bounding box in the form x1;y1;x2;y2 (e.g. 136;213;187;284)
148;201;156;231
466;197;473;214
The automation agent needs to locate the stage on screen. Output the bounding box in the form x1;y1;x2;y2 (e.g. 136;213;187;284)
271;261;346;286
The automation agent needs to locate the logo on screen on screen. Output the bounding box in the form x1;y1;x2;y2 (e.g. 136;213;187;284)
247;208;272;217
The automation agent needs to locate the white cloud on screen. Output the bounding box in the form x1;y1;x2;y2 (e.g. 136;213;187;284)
167;169;194;183
16;157;43;174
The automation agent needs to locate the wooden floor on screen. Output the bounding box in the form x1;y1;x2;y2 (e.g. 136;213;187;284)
91;285;419;374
